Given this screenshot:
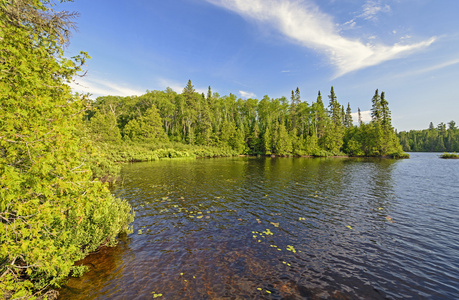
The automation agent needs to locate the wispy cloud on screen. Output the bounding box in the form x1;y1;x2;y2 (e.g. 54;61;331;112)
207;0;435;77
239;90;257;99
394;58;459;79
360;0;391;20
70;77;145;98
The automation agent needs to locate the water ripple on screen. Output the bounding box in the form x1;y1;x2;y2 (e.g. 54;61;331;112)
60;154;459;299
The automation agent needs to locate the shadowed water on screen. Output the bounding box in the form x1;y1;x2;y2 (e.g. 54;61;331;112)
59;153;459;299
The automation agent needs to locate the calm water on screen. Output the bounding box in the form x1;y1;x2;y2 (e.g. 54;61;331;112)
59;153;459;299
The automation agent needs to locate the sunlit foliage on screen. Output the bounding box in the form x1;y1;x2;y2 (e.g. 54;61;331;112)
0;0;133;298
88;85;406;158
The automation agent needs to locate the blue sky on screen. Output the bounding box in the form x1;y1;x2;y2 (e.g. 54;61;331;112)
63;0;459;131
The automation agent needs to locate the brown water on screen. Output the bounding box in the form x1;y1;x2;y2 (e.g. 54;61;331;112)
59;153;459;299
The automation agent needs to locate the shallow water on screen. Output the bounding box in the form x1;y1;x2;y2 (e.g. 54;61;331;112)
59;153;459;299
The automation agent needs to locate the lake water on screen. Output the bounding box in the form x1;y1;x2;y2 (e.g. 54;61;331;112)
59;153;459;299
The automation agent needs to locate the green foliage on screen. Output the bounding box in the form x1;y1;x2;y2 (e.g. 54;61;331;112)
0;0;133;297
85;83;407;159
440;152;459;159
90;142;239;165
123;105;168;143
89;112;122;143
398;121;459;152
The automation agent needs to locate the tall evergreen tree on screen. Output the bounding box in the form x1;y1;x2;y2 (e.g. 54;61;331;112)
181;80;199;144
371;89;382;123
380;91;391;128
344;102;353;129
325;86;344;153
290;87;301;131
312;91;327;146
328;86;339;123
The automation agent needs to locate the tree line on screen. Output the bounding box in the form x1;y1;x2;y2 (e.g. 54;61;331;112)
398;121;459;152
86;80;405;157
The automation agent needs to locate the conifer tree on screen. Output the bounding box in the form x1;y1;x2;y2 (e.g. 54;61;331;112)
312;91;327;146
181;80;198;144
371;89;382;123
290;87;301;131
325;86;344;153
345;103;353;129
380;91;391;129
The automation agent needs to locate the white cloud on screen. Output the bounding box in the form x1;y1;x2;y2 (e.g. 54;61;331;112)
351;110;372;123
341;19;357;30
239;90;257;99
360;0;391;20
394;58;459;79
207;0;435;77
69;77;144;98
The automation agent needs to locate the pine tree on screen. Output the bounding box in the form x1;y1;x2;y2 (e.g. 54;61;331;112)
371;89;382;123
313;91;327;146
181;80;198;144
380;91;391;129
290;87;301;131
344;102;353;129
325;86;344;153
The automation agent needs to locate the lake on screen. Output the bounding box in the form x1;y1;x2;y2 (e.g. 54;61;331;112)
59;153;459;299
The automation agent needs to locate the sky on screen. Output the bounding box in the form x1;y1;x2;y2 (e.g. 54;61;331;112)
62;0;459;131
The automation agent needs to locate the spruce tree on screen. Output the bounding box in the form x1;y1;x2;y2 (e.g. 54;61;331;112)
325;86;344;153
380;91;391;129
345;103;353;129
371;89;382;123
313;91;327;146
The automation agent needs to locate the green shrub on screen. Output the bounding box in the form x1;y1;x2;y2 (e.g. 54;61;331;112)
440;152;459;159
0;1;134;297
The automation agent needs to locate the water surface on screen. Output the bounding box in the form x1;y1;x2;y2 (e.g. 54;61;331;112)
60;153;459;299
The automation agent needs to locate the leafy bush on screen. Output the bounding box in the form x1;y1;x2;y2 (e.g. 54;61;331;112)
0;1;134;297
440;152;459;159
389;152;410;159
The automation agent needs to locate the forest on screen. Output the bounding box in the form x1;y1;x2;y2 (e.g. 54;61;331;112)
398;121;459;152
86;81;407;165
